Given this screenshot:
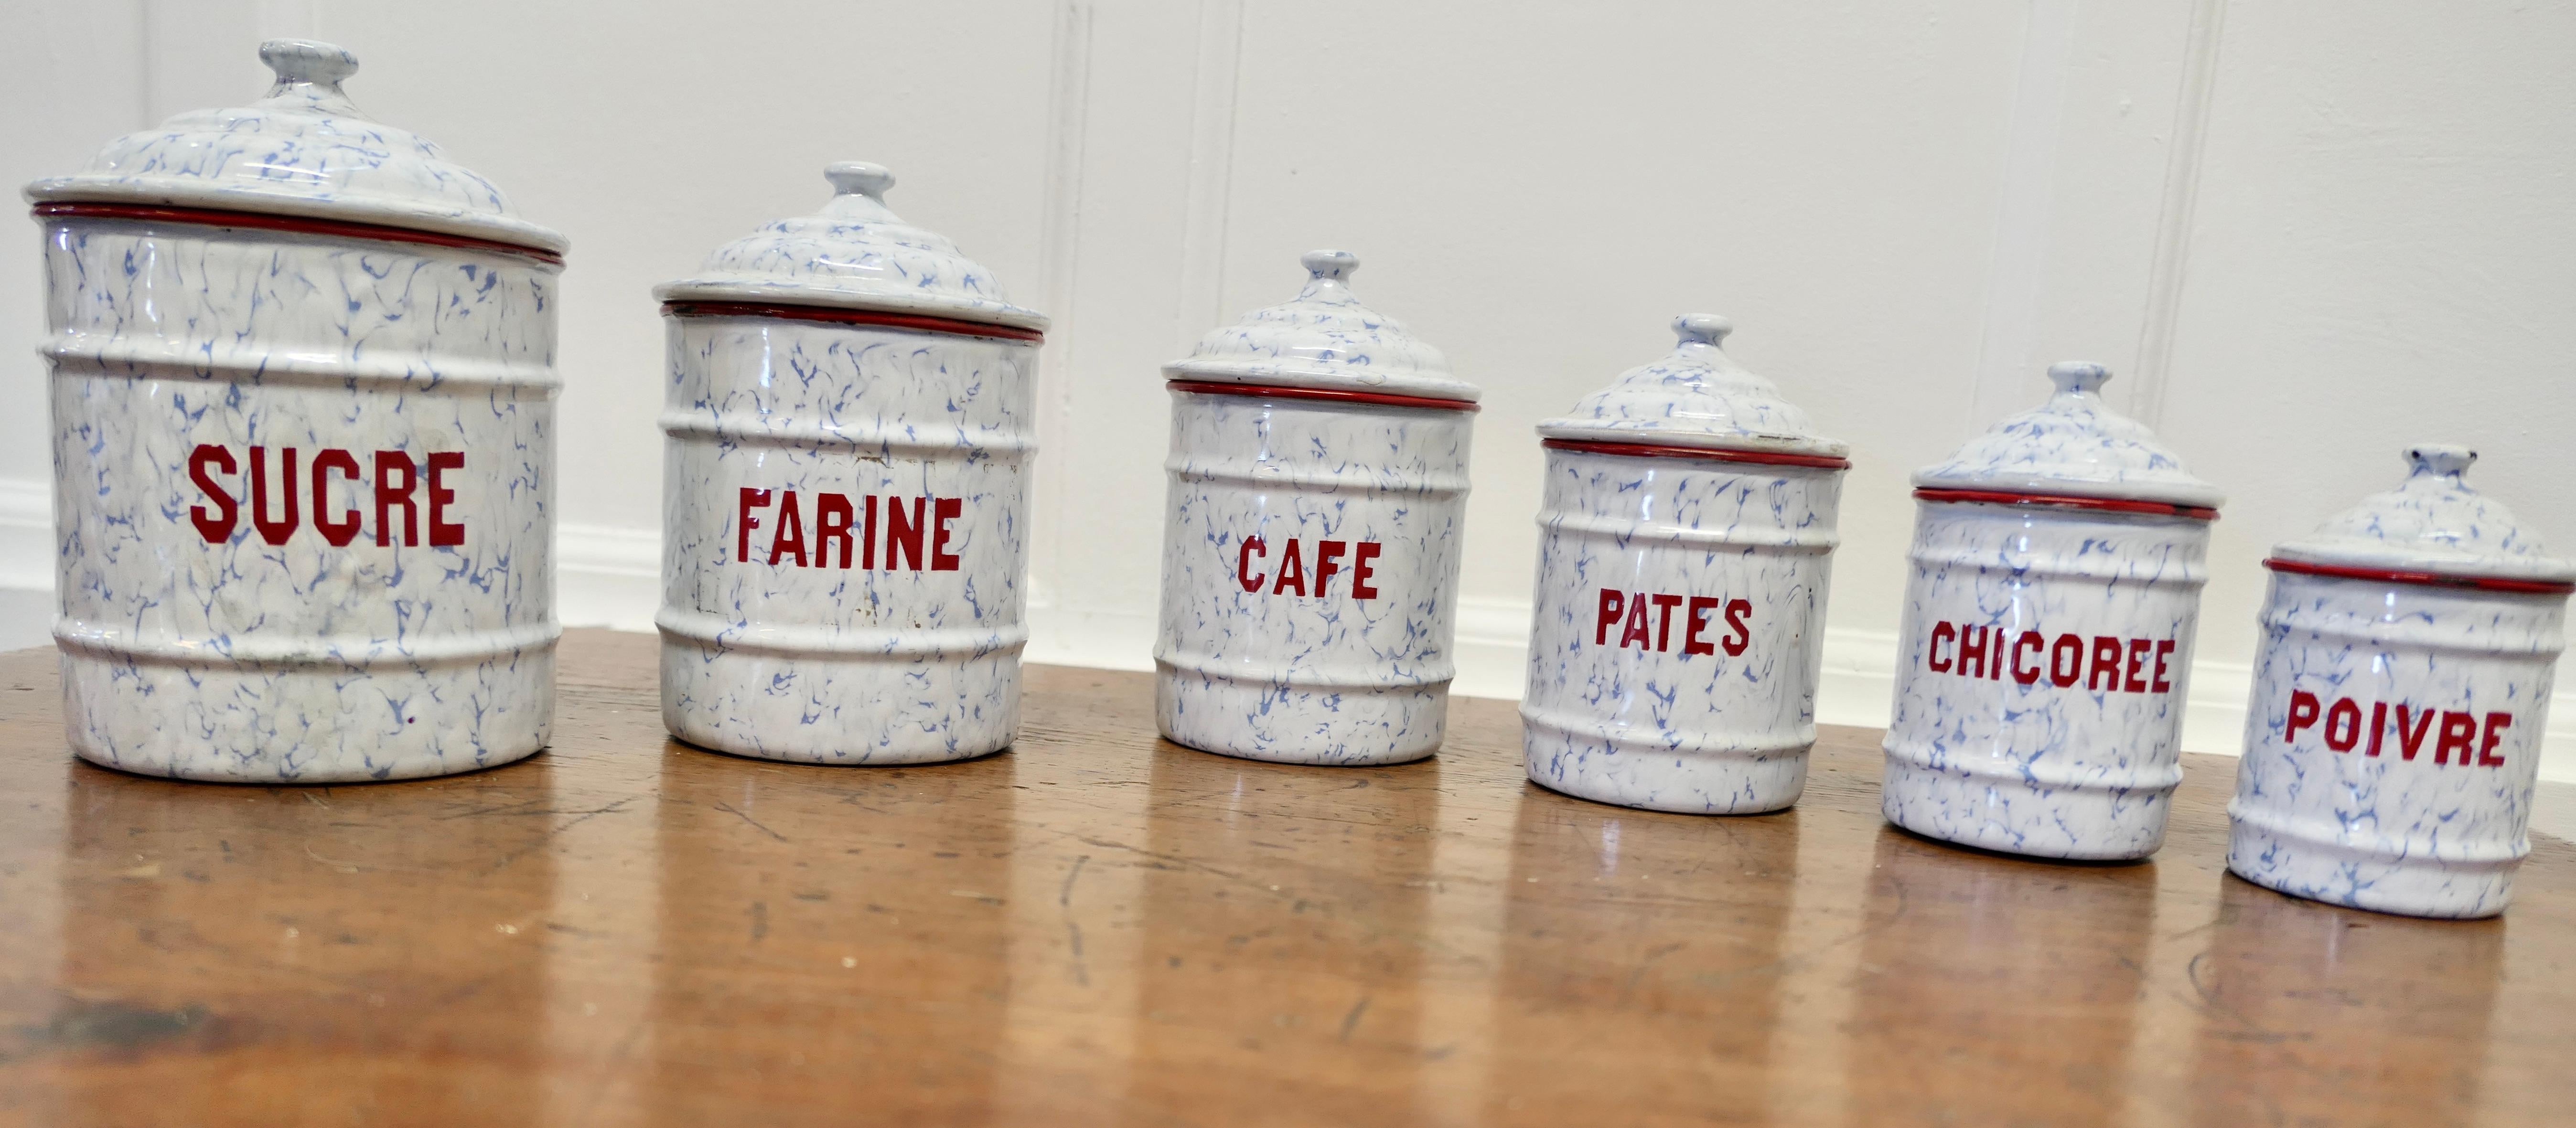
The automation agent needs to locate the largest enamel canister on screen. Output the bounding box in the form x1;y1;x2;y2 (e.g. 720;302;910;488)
27;41;567;782
2229;446;2572;918
1881;362;2223;859
1156;251;1479;765
1521;315;1850;813
656;163;1046;764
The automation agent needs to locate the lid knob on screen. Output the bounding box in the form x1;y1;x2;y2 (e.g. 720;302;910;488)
825;161;896;200
2047;361;2112;396
1301;249;1359;281
2405;444;2477;478
260;40;358;88
1673;313;1734;347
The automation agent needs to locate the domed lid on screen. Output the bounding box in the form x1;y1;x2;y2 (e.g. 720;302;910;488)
1537;314;1846;458
1913;362;2224;509
2271;446;2575;585
24;40;566;255
1163;250;1477;402
655;162;1046;332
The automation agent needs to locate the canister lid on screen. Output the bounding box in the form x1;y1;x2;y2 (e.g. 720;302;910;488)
1536;314;1847;460
1164;251;1478;403
24;40;566;255
2269;446;2575;588
656;162;1047;333
1912;362;2224;510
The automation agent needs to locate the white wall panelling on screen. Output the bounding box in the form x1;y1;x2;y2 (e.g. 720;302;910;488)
4;0;2571;777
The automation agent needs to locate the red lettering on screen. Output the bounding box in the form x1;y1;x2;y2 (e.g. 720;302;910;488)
1619;592;1652;650
1683;596;1718;656
2394;704;2435;761
2011;630;2044;685
1272;539;1307;596
310;449;362;546
1928;621;1957;673
767;490;808;567
2435;711;2478;766
888;496;925;570
1597;589;1626;645
424;451;464;547
1351;541;1380;599
247;446;299;546
2366;701;2387;756
2325;698;2362;752
1239;536;1268;593
1272;541;1309;595
1313;540;1346;597
1650;594;1684;652
2050;633;2083;688
2124;638;2151;693
816;493;855;568
1723;600;1750;656
376;451;419;547
931;496;962;571
2480;713;2512;768
188;444;238;543
734;487;771;563
2151;639;2175;693
861;495;879;569
1959;626;1989;679
2088;636;2123;691
2284;690;2322;743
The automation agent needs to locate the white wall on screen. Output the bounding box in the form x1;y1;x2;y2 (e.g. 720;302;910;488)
4;0;2572;775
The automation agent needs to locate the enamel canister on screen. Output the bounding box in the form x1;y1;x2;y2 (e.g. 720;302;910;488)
27;41;566;782
1881;362;2223;859
656;163;1046;764
1521;315;1849;813
1156;251;1478;765
2230;447;2571;918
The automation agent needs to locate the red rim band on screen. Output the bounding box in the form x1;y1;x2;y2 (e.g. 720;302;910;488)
1166;379;1480;413
1912;487;2220;521
661;301;1044;343
32;201;564;266
1542;437;1850;470
2264;557;2575;596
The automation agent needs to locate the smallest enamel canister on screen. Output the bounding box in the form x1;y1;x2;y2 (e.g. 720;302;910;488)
1882;362;2224;859
1155;251;1480;765
1521;315;1850;813
2229;447;2573;918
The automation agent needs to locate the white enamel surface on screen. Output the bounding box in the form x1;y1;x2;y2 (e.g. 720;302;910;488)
44;217;560;782
657;163;1045;331
1164;250;1477;403
1154;392;1472;765
25;40;565;253
1535;314;1847;458
1521;448;1842;812
1913;362;2224;509
2228;448;2573;917
1881;501;2211;859
658;319;1036;765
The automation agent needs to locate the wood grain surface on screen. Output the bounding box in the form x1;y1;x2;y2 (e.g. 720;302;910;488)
0;628;2570;1126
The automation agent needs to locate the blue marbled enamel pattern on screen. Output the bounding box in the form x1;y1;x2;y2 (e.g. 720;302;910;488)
658;316;1036;764
2228;572;2562;917
1521;450;1842;813
1154;392;1472;765
44;217;559;782
1880;501;2210;859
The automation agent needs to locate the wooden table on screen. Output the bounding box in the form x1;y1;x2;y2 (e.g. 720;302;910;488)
1;629;2570;1126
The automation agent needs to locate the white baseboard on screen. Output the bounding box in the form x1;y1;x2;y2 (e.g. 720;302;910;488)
4;499;2568;784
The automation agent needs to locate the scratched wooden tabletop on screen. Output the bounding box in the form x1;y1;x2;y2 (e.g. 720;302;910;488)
1;628;2571;1126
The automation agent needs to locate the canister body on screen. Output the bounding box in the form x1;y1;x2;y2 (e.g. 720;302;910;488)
659;313;1036;764
1881;500;2210;858
1155;389;1472;765
44;215;559;782
1521;448;1842;812
2228;570;2563;917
